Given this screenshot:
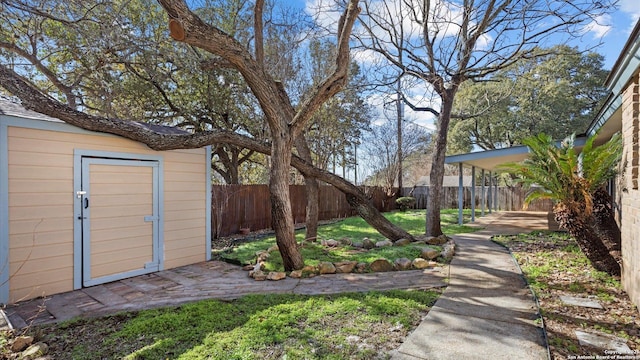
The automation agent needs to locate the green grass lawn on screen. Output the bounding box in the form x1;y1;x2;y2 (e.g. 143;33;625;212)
218;209;478;271
38;290;441;360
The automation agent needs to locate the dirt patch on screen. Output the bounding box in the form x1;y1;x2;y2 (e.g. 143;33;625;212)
497;233;640;360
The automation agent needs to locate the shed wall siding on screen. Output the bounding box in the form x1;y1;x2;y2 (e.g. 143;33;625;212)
6;124;207;303
620;72;640;309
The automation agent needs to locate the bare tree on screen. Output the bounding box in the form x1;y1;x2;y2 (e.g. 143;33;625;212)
361;118;431;196
355;0;615;236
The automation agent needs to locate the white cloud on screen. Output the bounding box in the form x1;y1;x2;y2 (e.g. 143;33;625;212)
583;13;613;38
620;0;640;20
351;48;384;65
305;0;342;33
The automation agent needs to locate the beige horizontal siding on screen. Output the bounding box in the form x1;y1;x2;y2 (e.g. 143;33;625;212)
9;219;71;236
8;127;74;303
162;150;207;268
10;270;72;303
7;124;207;303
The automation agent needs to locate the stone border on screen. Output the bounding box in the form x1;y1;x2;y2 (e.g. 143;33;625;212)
245;235;456;281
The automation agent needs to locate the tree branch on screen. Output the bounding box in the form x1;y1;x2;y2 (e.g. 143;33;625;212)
289;0;361;138
254;0;265;67
401;93;439;117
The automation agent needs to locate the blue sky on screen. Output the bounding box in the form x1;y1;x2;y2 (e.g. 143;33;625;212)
292;0;640;70
578;0;640;69
285;0;640;181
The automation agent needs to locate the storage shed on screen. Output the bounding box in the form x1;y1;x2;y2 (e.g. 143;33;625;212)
0;100;212;304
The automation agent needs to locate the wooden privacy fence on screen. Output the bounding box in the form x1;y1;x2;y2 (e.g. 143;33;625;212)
211;184;553;238
211;185;395;238
404;186;554;212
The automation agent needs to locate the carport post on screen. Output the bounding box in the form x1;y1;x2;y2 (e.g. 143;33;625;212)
458;163;464;225
471;166;476;222
487;171;493;214
481;169;485;216
494;174;498;212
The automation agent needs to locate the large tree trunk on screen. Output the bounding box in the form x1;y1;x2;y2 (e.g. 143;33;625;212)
346;194;413;241
270;136;304;271
554;202;620;276
426;92;455;236
591;186;622;265
295;136;319;242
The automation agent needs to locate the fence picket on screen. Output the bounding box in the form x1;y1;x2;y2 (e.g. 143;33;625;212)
211;185;553;238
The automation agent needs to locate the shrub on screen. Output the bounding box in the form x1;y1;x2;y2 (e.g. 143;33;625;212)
395;197;416;211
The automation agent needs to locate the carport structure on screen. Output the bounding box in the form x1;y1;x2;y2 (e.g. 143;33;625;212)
445;18;638;310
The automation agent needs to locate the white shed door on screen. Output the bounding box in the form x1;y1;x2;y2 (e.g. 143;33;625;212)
79;157;160;287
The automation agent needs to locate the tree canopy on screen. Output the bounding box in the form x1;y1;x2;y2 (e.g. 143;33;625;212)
355;0;616;236
449;46;609;153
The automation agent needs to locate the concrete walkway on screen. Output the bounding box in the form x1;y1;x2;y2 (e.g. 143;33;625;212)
4;211;556;359
392;211;556;360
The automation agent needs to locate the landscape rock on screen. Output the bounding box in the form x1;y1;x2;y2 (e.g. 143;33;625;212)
355;262;368;273
266;272;287;281
426;236;447;245
370;259;394;272
318;262;336;274
256;251;270;262
289;270;303;278
323;239;339;247
242;264;254;271
441;241;456;260
420;247;440;260
250;270;267;281
339;237;353;246
411;258;431;269
21;342;48;358
352;242;363;248
11;335;33;352
394;258;412;270
334;261;358;273
414;234;430;242
375;239;393;248
302;265;318;276
393;238;411;246
362;238;375;249
267;245;279;253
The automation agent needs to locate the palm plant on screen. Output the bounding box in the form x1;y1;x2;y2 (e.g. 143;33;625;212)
503;132;622;276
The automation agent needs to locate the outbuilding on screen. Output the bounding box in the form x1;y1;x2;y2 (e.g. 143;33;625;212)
0;99;212;304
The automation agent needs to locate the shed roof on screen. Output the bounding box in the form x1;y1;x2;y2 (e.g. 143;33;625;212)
0;98;190;135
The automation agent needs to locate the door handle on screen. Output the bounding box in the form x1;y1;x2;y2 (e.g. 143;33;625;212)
84;198;89;209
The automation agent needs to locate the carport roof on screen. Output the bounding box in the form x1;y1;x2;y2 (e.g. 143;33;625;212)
446;19;640;172
444;137;588;172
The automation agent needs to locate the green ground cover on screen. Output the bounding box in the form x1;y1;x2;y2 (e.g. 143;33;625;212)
36;290;441;359
218;209;478;270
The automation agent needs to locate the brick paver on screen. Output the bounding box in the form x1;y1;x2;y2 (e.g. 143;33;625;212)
4;260;447;327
